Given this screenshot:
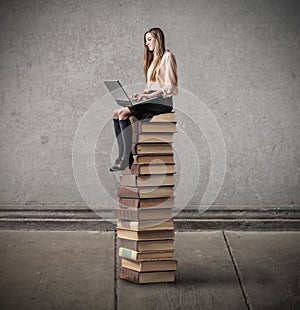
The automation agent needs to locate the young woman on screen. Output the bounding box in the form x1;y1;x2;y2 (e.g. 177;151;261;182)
110;27;178;171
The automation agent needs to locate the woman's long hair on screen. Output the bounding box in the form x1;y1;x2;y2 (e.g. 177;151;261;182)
143;27;166;82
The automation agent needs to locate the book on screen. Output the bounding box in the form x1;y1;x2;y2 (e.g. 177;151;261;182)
118;186;174;199
120;174;174;187
119;239;175;252
136;121;177;133
128;113;175;124
117;228;175;240
119;267;175;284
119;197;175;209
121;258;177;272
133;133;174;143
130;164;176;175
133;155;174;165
113;208;172;220
119;247;174;261
150;112;176;123
132;143;173;155
117;219;174;231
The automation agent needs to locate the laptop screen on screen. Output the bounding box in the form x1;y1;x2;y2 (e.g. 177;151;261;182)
104;80;130;101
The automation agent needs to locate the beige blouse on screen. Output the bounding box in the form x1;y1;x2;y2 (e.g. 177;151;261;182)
146;50;178;98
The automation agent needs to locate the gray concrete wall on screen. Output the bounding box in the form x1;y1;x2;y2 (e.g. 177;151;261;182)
0;0;299;207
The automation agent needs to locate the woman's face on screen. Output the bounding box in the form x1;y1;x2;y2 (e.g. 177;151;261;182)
145;32;156;51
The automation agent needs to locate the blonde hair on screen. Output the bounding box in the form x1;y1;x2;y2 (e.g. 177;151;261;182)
143;28;166;82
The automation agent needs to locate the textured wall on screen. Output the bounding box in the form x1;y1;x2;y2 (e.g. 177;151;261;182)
0;0;299;206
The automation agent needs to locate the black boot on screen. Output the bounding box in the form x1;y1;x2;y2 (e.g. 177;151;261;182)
112;119;132;171
110;119;124;171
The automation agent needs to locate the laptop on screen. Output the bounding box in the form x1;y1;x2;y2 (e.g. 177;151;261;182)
104;80;160;107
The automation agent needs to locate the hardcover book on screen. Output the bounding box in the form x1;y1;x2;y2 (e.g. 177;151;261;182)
113;208;172;220
119;247;174;261
117;219;174;231
119;197;174;209
118;239;175;252
118;267;175;284
132;143;173;155
121;258;177;272
135;121;177;133
117;228;175;241
118;186;174;199
133;133;174;144
120;174;174;187
130;164;176;176
150;112;176;123
133;155;174;165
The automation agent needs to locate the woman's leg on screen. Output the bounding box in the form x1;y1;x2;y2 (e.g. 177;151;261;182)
110;108;132;171
110;107;123;171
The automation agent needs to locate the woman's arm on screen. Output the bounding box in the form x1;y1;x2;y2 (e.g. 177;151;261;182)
159;53;178;98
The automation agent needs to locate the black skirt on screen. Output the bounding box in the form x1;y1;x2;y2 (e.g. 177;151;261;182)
128;96;173;121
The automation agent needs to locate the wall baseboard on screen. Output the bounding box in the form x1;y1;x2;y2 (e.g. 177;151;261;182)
0;204;299;231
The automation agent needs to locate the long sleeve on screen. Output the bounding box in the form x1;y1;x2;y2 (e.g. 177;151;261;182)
157;52;178;98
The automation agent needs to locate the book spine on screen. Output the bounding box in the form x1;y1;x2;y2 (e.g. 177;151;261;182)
118;267;140;284
117;220;139;229
114;208;172;220
113;208;139;220
119;247;138;260
119;239;138;251
118;187;140;199
117;219;174;231
119;198;139;208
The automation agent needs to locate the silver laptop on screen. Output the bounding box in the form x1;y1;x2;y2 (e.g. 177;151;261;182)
104;80;159;107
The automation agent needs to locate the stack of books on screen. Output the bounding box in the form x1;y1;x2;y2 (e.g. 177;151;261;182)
114;112;177;284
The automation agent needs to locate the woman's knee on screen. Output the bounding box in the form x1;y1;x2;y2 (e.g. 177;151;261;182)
118;108;131;120
113;107;122;119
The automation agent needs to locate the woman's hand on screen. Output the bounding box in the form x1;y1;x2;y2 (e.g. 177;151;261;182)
130;93;139;100
130;90;150;101
136;93;149;102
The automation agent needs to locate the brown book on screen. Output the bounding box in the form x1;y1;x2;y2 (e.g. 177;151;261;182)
113;208;172;220
119;197;175;209
122;164;175;176
120;174;174;187
133;155;174;165
119;239;175;252
131;113;175;125
130;164;175;175
119;247;174;261
136;122;177;133
133;133;174;144
121;258;177;272
117;219;174;231
118;186;174;199
119;267;175;284
150;112;176;123
117;228;175;240
132;143;173;155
